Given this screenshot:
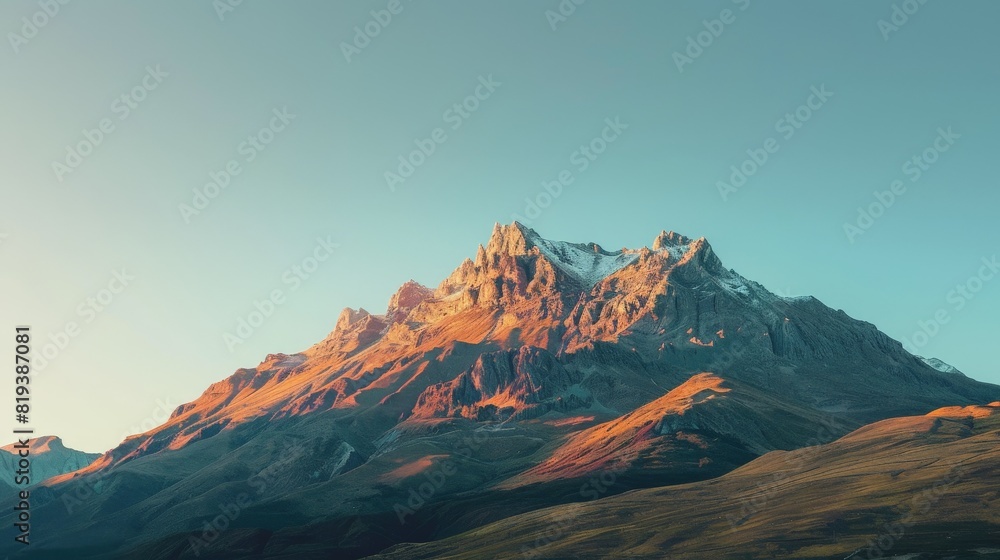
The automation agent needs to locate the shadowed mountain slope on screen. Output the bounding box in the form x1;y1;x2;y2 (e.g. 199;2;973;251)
371;403;1000;560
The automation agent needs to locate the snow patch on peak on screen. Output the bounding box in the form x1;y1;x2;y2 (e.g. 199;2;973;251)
919;356;964;376
718;275;752;296
523;230;640;288
659;243;691;261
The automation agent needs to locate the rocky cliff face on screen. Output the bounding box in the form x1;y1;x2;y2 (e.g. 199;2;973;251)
410;347;587;421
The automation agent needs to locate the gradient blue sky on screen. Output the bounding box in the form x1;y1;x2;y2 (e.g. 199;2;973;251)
2;0;998;452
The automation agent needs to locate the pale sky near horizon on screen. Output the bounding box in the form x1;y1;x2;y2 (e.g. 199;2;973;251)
2;0;998;452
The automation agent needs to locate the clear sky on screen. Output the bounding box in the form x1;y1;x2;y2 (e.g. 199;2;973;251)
2;0;998;452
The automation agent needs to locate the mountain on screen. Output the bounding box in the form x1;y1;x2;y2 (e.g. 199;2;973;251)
3;222;996;559
0;436;99;491
372;402;1000;559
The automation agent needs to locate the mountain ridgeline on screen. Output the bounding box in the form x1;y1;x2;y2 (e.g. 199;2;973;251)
6;222;996;559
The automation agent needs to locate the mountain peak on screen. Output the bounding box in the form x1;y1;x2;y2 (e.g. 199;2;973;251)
335;307;371;332
485;221;536;257
387;280;432;323
477;223;718;290
652;230;692;251
2;435;65;455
